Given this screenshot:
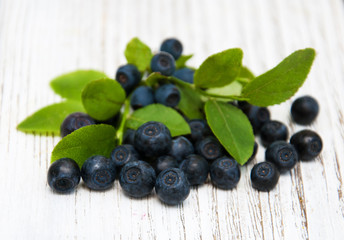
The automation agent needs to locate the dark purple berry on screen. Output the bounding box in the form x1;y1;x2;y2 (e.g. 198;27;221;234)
47;158;81;193
180;154;209;186
290;130;322;161
154;155;179;175
60;112;95;138
169;136;194;163
196;136;223;162
291;96;319;125
160;38;183;60
251;162;280;192
260;120;289;147
150;52;176;76
119;160;156;198
265;141;298;172
134;121;172;158
210;156;240;190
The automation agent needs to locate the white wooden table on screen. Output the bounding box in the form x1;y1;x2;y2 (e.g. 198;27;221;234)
1;0;344;239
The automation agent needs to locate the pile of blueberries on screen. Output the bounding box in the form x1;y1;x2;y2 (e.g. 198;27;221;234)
47;38;323;205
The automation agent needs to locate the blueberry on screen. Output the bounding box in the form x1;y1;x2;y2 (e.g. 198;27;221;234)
173;68;194;83
265;141;298;172
237;101;252;115
160;38;183;60
134;121;172;158
290;130;322;161
130;86;155;110
291;96;319;125
154;84;181;107
111;144;139;169
47;158;81;193
119;160;156;198
210;156;240;190
260;120;289;147
155;168;190;205
196;136;223;161
169;136;194;163
154;155;179;175
245;141;258;165
81;155;116;190
150;52;176;76
180;154;209;186
247;106;271;134
60;112;95;138
115;64;141;94
250;162;280;192
123;129;136;145
188;119;212;142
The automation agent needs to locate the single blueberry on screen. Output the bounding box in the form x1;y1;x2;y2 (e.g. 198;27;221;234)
265;141;298;172
81;155;116;190
196;136;223;162
123;129;136;145
290;130;322;161
160;38;183;60
173;68;194;84
260;120;289;147
115;64;141;94
247;106;271;134
245;141;258;165
150;52;176;76
210;156;240;190
154;84;181;107
111;144;140;169
130;86;155;110
188;119;212;142
47;158;81;193
154;155;179;175
251;162;280;192
291;96;319;125
169;136;194;163
134;121;172;158
60;112;95;138
180;154;209;186
119;160;156;198
155;168;190;205
237;101;252;115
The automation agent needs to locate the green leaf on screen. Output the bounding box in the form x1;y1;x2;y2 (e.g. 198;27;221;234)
175;54;193;69
194;48;243;88
239;66;255;80
177;84;204;119
145;72;189;88
205;100;254;165
241;48;315;106
17;101;85;135
51;124;116;168
50;70;108;101
126;104;191;137
205;81;242;97
125;37;153;72
82;79;126;121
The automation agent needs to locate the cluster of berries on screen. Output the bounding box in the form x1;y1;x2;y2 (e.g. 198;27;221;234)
117;38;193;109
242;96;322;191
47;38;323;205
48;95;322;204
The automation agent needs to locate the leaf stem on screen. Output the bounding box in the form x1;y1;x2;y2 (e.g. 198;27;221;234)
116;98;131;145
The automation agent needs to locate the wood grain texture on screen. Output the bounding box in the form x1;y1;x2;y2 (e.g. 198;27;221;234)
1;0;344;239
